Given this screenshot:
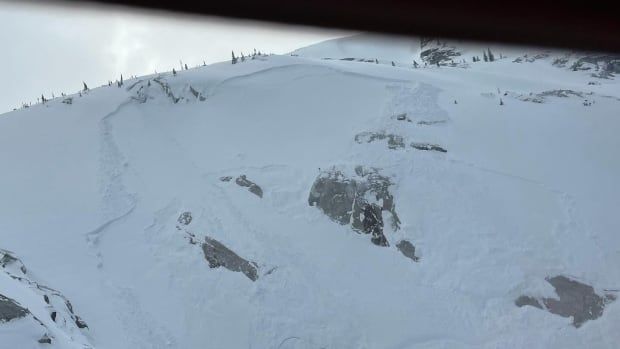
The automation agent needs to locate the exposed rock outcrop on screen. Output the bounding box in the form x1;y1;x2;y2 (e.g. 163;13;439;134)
177;211;192;226
355;131;405;149
308;166;400;246
411;143;447;153
508;89;588;104
202;236;258;281
0;249;27;274
38;333;52;344
419;39;462;66
0;294;29;322
516;275;616;327
570;54;620;78
235;175;263;198
396;240;419;262
0;248;91;345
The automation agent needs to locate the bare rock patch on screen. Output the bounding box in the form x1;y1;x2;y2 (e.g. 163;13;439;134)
516;275;616;327
202;236;258;281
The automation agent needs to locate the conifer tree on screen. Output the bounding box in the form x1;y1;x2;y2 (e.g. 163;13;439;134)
184;63;188;70
83;82;89;91
232;51;237;64
483;51;488;62
173;68;177;76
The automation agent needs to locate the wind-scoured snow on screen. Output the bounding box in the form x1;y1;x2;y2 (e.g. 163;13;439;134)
1;35;619;348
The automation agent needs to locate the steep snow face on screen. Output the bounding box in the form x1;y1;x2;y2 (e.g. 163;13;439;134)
1;36;620;349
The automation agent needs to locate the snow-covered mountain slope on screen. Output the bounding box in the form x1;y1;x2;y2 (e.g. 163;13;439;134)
1;35;620;348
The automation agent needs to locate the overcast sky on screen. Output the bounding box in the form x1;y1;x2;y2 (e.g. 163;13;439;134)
0;1;351;114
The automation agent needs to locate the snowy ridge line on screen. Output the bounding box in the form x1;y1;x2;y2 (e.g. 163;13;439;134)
206;61;412;98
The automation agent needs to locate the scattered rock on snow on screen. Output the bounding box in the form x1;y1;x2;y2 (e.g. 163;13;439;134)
308;166;401;246
235;175;263;198
417;120;446;126
396;240;419;262
394;113;411;122
177;211;192;226
354;131;405;149
570;54;620;78
219;176;233;182
515;275;616;327
38;333;52;344
419;39;462;66
512;52;550;63
507;89;588;104
0;249;27;274
202;236;258;281
75;316;89;329
0;294;29;322
1;249;91;337
411;143;447;153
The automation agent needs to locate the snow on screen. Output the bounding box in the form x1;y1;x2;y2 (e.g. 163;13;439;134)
1;35;619;348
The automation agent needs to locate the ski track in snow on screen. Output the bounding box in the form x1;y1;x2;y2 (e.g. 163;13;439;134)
85;99;139;268
99;99;138;218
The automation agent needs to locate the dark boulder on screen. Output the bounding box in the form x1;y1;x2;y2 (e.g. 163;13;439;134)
396;240;419;262
515;275;616;327
308;167;400;246
202;236;258;281
177;212;192;226
235;175;263;198
38;334;52;344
